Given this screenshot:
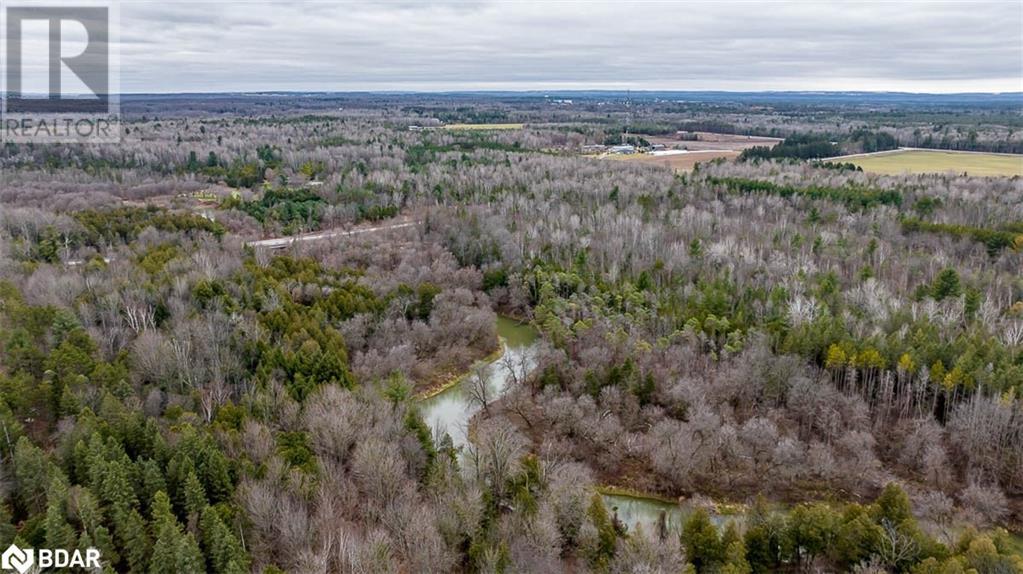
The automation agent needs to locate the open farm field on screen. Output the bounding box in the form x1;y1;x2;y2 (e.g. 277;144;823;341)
840;149;1023;176
643;131;783;152
602;149;740;171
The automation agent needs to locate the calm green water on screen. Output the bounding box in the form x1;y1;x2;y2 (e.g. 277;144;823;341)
420;317;539;448
601;494;744;534
495;316;539;347
602;494;685;534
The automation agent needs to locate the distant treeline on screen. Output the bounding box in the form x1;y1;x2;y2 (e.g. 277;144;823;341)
601;133;652;147
682;120;1021;155
910;134;1023;154
811;161;863;172
849;128;899;153
676;120;768;136
432;109;511;124
708;177;902;210
740;130;900;161
712;122;1023;154
902;217;1023;256
739;134;842;160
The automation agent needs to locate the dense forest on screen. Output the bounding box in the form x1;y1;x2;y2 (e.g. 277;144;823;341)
0;95;1021;573
739;130;901;161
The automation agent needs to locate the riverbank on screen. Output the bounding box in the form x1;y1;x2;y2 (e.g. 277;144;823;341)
598;485;678;505
418;317;539;449
415;339;505;400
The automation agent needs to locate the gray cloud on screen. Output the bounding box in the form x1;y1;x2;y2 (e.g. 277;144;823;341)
113;1;1023;93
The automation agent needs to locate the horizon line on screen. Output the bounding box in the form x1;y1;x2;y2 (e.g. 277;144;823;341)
21;89;1019;97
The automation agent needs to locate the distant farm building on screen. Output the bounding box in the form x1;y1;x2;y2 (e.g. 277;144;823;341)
609;144;636;154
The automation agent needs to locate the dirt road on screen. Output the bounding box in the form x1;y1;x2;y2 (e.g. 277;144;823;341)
245;219;419;249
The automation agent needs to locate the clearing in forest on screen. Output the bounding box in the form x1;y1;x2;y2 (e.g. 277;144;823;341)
602;149;740;171
444;123;524;130
839;149;1023;177
594;132;782;172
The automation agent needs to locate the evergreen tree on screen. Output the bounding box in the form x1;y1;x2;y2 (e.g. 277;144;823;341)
681;508;723;572
872;483;913;527
787;503;838;568
744;497;787;573
13;436;52;515
584;494;617;571
116;508;151;574
149;522;181;574
832;506;883;568
149;491;207;574
632;372;656;406
177;533;208;574
78;525;119;571
199;506;248;574
73;487;114;553
136;459;168;514
910;556;969;574
931;268;962;301
199;449;233;505
183;471;208;520
744;524;780;574
0;504;17;547
100;456;140;517
720;521;742;552
720;538;752;574
44;478;77;551
166;452;198;514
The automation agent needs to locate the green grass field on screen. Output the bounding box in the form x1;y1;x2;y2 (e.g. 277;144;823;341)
443;123;524;131
844;150;1023;177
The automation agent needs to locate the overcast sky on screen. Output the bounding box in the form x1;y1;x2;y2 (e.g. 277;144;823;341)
108;1;1023;93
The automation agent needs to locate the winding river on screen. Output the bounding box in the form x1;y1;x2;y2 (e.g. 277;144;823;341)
421;317;539;450
422;324;1021;543
419;318;704;533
